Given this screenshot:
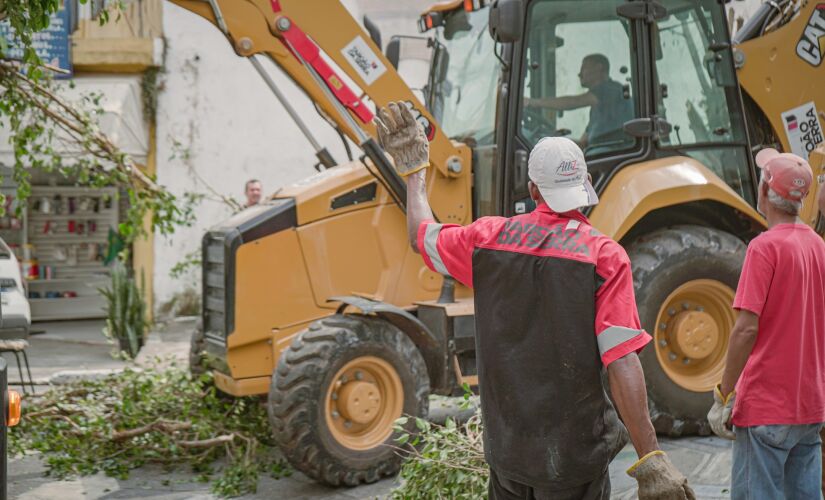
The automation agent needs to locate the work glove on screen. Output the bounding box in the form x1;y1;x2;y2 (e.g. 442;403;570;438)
375;102;430;176
707;384;736;440
627;451;696;500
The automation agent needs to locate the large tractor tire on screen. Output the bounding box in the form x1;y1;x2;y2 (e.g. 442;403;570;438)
627;225;746;436
268;314;429;486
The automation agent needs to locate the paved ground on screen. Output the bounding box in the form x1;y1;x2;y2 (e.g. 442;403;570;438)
6;319;734;499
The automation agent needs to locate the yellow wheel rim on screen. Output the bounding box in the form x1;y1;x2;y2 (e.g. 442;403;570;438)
654;279;736;393
324;356;404;451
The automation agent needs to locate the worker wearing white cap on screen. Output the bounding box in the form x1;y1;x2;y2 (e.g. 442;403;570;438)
376;101;694;500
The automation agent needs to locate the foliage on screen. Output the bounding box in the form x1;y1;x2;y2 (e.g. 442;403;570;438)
0;1;198;242
140;66;161;124
99;261;147;359
391;411;488;500
169;248;202;280
9;365;292;497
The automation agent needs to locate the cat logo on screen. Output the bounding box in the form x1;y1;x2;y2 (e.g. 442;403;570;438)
796;3;825;66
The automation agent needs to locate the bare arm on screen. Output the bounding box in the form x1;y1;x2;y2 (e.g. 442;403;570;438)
406;170;434;253
374;102;433;252
720;310;759;396
607;353;659;457
527;92;598;111
818;183;825;217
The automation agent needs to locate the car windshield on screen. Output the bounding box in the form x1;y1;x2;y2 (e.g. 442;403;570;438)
427;8;499;146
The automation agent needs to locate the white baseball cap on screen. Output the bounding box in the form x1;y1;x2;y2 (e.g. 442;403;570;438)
528;137;599;213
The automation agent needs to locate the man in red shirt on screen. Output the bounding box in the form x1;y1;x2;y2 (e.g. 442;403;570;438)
708;148;825;499
377;102;693;500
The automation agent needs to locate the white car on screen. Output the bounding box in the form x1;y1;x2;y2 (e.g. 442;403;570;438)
0;238;31;336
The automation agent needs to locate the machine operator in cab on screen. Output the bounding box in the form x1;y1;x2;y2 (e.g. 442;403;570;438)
526;53;633;149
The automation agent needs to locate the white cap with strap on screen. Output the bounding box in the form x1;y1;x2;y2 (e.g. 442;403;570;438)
528;137;599;213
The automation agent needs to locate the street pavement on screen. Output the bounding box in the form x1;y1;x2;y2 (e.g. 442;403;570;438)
6;319;734;499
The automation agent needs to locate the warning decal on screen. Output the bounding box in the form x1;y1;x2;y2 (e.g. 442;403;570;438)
781;101;824;160
341;36;387;86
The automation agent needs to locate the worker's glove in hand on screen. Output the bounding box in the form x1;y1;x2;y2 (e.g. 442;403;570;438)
627;451;696;500
707;384;736;440
376;102;430;176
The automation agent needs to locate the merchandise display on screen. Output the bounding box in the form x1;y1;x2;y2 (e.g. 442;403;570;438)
23;186;119;320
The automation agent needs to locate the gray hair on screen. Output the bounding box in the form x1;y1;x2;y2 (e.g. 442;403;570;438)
761;179;802;215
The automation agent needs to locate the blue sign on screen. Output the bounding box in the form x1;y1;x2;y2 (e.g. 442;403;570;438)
0;3;73;78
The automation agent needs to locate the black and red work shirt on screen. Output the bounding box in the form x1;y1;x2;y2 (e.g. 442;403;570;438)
417;202;651;489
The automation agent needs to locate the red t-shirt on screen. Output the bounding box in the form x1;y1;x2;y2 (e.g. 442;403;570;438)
732;223;825;426
416;204;651;366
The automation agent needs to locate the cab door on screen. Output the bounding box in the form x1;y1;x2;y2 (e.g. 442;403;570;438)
497;0;652;215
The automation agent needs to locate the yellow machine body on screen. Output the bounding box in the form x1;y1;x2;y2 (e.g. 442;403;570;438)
177;0;825;396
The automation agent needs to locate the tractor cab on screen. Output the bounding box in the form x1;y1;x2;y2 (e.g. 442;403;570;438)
422;0;758;218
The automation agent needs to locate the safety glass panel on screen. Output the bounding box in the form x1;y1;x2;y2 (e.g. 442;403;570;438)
520;0;638;158
653;1;745;146
428;8;499;146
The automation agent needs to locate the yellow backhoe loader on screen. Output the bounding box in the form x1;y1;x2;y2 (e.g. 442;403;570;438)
176;0;825;486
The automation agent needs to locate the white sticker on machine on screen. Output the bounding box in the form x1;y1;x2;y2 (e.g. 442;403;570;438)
341;36;387;86
781;101;823;161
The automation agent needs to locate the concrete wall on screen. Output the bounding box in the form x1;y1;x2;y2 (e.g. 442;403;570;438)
154;0;431;310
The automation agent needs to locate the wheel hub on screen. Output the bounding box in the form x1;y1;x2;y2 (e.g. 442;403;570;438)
668;310;719;360
324;356;404;451
337;380;382;424
654;279;736;393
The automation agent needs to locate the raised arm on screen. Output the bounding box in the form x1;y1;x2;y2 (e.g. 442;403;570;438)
405;171;434;252
526;92;598;111
376;102;433;252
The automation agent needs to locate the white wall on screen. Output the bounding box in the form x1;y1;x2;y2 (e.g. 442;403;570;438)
154;0;431;309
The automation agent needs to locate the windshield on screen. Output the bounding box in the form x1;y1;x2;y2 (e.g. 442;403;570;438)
428;8;499;146
519;0;638;157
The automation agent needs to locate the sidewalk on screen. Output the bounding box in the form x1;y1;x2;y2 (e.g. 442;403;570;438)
6;318;734;499
3;317;193;388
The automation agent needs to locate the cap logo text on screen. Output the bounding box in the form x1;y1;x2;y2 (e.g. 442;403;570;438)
556;160;578;177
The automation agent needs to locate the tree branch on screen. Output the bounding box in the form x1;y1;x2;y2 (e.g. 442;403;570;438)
112;419;193;441
178;434;236;448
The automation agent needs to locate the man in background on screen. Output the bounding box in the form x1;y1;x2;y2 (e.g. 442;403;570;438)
244;179;262;208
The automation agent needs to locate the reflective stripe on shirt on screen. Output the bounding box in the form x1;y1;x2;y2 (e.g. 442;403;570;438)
423;223;451;277
597;326;644;357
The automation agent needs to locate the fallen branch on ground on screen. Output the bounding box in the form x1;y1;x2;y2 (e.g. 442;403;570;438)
111;419;193;441
179;434;235;448
9;364;291;497
391;413;489;500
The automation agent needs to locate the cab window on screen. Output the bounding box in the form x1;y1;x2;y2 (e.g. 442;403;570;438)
653;0;755;204
520;0;639;158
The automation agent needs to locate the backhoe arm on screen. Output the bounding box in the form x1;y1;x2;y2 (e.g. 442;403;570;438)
168;0;472;224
